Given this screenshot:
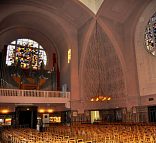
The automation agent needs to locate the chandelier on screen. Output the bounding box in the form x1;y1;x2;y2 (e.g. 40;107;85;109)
90;96;111;102
90;21;111;102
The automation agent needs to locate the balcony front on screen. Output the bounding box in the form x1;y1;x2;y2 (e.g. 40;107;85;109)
0;89;70;104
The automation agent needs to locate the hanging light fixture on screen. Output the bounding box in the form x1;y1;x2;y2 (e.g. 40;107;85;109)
90;21;111;102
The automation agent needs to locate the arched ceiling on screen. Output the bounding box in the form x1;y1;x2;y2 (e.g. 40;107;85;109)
0;0;150;25
0;0;150;37
98;0;150;23
0;0;93;29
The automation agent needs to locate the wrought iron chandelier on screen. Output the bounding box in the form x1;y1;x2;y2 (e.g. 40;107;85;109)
90;21;111;102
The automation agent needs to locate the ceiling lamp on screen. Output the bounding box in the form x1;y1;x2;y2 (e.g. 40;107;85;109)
90;21;112;102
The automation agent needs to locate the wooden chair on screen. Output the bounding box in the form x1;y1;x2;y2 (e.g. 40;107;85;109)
77;139;83;142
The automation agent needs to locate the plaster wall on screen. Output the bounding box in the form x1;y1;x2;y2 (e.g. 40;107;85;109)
135;0;156;98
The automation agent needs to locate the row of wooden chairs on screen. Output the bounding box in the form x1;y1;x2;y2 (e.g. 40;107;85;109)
2;123;156;143
46;123;156;143
1;128;92;143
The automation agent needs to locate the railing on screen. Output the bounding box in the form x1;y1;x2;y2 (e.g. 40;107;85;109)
0;88;70;98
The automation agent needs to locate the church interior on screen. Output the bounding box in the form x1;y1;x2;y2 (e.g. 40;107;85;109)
0;0;156;142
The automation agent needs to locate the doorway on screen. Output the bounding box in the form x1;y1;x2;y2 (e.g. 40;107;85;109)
15;106;37;128
148;106;156;122
91;111;100;123
19;111;32;127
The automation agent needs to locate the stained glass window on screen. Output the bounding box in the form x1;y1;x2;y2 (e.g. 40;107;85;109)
6;38;47;70
145;12;156;56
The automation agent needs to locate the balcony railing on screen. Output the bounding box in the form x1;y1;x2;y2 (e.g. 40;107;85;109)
0;88;70;98
0;88;70;104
